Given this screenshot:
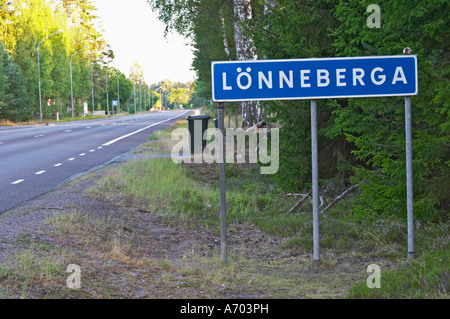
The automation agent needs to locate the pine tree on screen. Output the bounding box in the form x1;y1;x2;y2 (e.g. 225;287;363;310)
330;0;450;220
0;41;30;122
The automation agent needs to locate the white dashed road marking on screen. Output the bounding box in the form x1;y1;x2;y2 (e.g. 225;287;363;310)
103;111;190;146
5;113;187;192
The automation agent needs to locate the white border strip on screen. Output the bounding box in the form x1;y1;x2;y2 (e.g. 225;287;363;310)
211;55;418;102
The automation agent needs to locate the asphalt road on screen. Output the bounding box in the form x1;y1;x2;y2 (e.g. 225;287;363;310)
0;110;191;213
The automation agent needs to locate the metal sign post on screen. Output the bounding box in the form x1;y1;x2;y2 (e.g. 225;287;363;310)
311;99;320;261
112;100;118;116
217;102;228;263
405;96;415;258
106;73;109;115
91;63;95;119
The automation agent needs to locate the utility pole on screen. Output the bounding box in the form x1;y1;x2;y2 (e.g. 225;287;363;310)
106;71;109;115
144;85;147;111
70;46;88;118
117;74;123;115
91;63;96;118
140;83;142;112
134;81;136;114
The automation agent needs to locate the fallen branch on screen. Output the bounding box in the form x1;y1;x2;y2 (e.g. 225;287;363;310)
285;193;309;198
286;190;312;214
137;208;152;214
320;184;360;214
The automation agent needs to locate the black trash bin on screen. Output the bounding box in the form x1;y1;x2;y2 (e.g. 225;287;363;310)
186;115;211;154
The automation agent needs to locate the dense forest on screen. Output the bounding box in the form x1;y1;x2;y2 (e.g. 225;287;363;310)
0;0;195;123
150;0;449;222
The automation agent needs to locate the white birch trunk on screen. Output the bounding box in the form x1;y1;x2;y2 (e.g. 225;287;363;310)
234;0;260;128
257;1;277;124
221;14;231;61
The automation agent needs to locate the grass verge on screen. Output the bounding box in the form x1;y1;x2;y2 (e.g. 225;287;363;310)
89;119;449;298
1;117;446;299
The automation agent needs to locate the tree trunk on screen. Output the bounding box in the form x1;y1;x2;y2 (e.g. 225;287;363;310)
233;0;256;63
233;0;261;128
256;0;276;125
221;9;232;128
221;14;231;61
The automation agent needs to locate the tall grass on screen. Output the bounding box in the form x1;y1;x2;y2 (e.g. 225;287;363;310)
96;158;297;231
100;159;213;221
347;245;449;298
0;119;38;126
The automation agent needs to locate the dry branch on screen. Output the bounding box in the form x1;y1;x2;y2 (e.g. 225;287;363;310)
285;193;309;198
320;184;360;214
286;190;312;214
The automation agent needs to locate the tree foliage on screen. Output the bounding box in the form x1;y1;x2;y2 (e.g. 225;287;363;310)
0;0;159;121
328;0;449;221
0;41;30;122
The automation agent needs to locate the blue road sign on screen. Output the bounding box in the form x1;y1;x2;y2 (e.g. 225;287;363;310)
212;56;418;102
112;100;118;106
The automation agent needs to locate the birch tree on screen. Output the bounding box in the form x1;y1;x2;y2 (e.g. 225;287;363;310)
233;0;260;127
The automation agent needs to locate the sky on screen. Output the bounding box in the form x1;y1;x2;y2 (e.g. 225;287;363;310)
92;0;196;85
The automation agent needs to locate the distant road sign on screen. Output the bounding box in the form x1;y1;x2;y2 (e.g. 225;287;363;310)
212;55;418;102
112;100;118;106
